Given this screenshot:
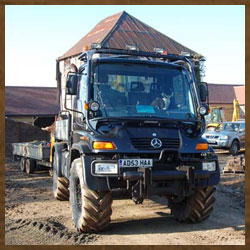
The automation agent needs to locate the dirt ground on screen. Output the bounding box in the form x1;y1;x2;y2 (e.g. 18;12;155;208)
5;152;245;245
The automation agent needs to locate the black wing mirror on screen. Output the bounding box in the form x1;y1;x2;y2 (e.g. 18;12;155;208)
200;82;208;102
66;73;78;95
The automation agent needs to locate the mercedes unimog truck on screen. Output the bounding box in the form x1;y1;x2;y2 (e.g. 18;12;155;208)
53;45;220;232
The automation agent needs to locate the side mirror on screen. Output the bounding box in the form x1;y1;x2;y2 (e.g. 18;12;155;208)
200;82;208;102
66;74;78;95
239;128;245;133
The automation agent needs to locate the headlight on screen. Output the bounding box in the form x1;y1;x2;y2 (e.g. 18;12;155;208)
198;105;209;115
220;135;228;140
202;162;216;171
94;163;118;174
90;101;100;112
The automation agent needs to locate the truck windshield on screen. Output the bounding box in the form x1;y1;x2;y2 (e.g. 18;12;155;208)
92;62;197;120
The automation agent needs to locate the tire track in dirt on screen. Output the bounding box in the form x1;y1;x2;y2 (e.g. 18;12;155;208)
5;217;98;245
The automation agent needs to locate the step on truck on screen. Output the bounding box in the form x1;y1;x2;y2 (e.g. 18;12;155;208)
53;46;220;232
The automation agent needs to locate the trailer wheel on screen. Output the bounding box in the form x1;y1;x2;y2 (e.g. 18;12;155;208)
20;158;26;172
168;186;216;223
69;158;112;232
52;155;69;201
26;158;36;174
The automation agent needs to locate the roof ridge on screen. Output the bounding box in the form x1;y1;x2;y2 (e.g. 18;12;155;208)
101;11;125;47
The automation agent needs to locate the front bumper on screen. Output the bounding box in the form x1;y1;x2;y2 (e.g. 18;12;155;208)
82;154;220;193
207;139;231;148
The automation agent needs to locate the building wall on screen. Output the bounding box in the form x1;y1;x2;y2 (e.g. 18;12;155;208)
9;116;35;126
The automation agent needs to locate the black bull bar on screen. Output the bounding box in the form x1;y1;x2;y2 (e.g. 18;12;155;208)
122;167;210;198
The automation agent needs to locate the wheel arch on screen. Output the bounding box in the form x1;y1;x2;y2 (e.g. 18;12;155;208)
70;148;81;166
70;143;109;191
231;138;240;149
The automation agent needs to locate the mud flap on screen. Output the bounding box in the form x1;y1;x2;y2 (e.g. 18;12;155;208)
53;142;67;177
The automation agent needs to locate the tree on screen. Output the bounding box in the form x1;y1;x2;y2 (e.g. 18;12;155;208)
193;54;206;87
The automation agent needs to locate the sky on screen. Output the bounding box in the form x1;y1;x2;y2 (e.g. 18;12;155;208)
5;5;245;87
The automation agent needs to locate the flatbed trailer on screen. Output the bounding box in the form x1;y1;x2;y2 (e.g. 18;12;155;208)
12;141;52;174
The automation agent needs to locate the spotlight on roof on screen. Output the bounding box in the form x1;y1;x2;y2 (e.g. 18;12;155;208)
181;51;191;57
91;43;102;49
126;45;137;51
154;48;167;55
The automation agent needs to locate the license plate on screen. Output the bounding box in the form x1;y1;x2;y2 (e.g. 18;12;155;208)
119;159;153;168
208;139;216;143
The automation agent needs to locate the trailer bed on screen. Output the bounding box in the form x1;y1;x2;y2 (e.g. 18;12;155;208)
13;141;50;160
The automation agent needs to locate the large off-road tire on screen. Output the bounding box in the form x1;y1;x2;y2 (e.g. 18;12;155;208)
168;186;216;223
69;158;112;232
229;140;239;156
52;154;69;201
20;157;26;172
26;158;36;174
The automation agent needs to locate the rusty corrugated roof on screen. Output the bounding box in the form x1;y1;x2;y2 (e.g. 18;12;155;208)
60;11;197;60
5;86;59;116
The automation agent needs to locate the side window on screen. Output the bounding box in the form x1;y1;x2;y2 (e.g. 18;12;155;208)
240;123;245;130
78;67;88;103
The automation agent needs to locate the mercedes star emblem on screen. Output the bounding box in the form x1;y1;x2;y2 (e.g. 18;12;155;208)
151;138;162;149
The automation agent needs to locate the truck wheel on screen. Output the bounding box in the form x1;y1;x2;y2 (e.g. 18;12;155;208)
20;158;26;172
168;186;216;223
53;155;69;201
229;140;239;156
26;158;36;174
69;158;112;232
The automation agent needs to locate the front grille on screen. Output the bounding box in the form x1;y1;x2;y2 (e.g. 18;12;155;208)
206;135;219;139
131;138;180;150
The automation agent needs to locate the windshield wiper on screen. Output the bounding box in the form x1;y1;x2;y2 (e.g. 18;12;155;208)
96;83;108;118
